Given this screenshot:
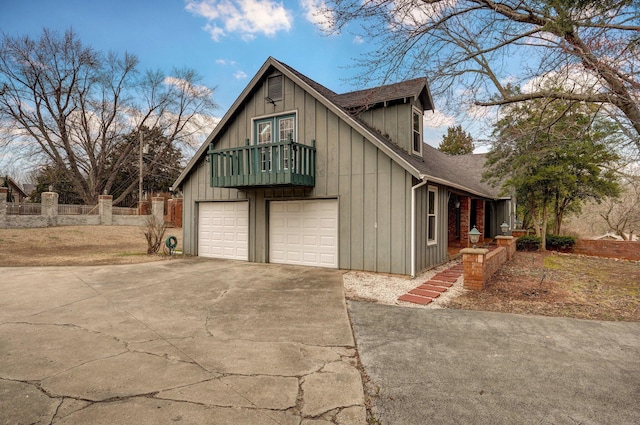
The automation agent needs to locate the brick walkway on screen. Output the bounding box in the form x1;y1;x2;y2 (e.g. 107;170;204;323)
397;261;463;305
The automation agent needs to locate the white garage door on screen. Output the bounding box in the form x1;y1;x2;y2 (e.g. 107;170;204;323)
269;200;338;268
198;201;248;260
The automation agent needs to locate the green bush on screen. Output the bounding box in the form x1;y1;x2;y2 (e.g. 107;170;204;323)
516;235;576;252
546;235;576;252
517;235;541;251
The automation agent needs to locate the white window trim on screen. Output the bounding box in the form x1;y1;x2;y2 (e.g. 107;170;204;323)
251;111;299;172
412;106;423;156
427;185;437;245
251;110;298;145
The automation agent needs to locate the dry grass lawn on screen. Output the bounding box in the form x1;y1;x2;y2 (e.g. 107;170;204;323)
447;251;640;322
0;225;183;266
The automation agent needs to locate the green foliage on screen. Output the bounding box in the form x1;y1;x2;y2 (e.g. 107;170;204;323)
516;235;576;251
438;125;474;155
107;126;183;207
484;96;621;240
546;235;576;251
517;235;542;251
32;165;84;204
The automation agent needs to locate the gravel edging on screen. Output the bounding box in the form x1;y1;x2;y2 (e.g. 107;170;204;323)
343;260;468;309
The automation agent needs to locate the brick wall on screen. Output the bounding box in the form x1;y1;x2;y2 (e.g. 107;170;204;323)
0;190;163;229
166;198;183;228
574;239;640;261
462;236;516;290
460;197;470;247
476;199;485;244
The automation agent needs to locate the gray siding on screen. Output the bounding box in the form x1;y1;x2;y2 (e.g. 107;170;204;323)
414;185;449;273
181;71;447;275
358;102;414;155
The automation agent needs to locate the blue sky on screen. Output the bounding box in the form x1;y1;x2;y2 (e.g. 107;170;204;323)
0;0;454;150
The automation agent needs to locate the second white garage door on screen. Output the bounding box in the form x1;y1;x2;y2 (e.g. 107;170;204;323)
198;201;248;260
269;199;338;268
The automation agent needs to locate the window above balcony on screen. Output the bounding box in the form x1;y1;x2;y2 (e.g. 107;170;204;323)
208;111;315;189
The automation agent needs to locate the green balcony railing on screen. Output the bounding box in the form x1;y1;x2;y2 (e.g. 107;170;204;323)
208;139;316;188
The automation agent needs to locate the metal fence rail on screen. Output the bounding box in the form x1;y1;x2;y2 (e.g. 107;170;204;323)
112;207;139;216
58;204;98;215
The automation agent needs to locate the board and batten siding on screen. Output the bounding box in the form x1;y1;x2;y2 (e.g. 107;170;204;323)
181;70;445;275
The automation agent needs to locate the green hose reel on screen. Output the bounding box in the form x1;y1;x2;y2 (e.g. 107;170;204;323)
165;235;178;255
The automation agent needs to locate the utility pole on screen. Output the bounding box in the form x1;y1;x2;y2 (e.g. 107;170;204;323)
139;130;143;208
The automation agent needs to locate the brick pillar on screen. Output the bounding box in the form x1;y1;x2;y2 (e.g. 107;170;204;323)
139;201;151;215
0;187;7;228
476;199;485;244
461;247;489;290
41;192;58;226
173;198;183;228
495;236;516;260
152;197;164;225
99;195;113;225
460;196;470;247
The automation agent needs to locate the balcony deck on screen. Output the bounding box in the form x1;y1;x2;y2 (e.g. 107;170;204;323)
209;140;316;188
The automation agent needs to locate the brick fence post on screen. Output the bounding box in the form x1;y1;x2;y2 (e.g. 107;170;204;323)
0;187;6;228
495;236;516;260
460;247;489;290
152;197;164;226
99;195;113;225
41;192;58;226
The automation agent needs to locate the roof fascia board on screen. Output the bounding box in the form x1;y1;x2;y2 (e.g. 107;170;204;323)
418;173;498;200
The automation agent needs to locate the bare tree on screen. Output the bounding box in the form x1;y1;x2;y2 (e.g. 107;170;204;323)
598;174;640;239
0;28;217;205
322;0;640;148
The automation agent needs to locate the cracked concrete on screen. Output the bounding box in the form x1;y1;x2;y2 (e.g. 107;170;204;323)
0;259;366;424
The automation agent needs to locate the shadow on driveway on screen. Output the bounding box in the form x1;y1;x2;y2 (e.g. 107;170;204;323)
349;302;640;425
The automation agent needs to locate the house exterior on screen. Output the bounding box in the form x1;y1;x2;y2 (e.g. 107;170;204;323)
173;57;514;276
0;176;28;203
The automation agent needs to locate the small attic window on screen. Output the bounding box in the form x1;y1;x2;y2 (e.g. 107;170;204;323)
267;75;283;101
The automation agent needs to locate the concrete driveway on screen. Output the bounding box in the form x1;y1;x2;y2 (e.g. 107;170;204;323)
0;259;365;425
349;302;640;425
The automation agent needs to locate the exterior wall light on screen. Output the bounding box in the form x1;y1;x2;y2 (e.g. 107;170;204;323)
469;225;481;248
500;222;509;235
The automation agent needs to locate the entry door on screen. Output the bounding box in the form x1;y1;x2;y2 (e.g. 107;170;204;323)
269;200;338;268
198;201;248;260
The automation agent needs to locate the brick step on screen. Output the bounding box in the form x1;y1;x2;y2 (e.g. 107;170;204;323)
418;283;448;293
398;294;433;305
409;288;441;298
427;281;454;288
431;275;459;283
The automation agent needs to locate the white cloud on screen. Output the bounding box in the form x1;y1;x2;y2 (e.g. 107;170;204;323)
215;58;237;65
522;65;602;94
423;110;455;129
300;0;334;32
186;0;293;41
353;35;364;44
164;76;213;97
233;70;248;79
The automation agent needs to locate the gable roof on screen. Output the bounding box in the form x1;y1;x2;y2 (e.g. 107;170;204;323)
0;176;28;197
173;57;504;200
335;78;434;111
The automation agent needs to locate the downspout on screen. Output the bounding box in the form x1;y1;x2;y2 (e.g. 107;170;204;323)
411;176;428;278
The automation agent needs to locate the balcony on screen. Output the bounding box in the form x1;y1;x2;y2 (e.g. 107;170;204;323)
209;139;316;188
